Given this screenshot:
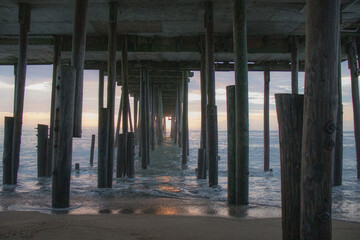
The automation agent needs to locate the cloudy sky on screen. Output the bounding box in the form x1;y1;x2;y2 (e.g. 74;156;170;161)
0;62;356;132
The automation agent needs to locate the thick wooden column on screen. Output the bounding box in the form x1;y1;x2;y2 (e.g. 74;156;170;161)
300;1;340;239
205;1;218;187
334;46;343;186
37;124;48;177
145;69;150;165
47;36;61;177
264;70;270;171
233;0;249;204
140;67;148;169
157;88;164;145
52;65;76;208
99;70;104;110
98;108;109;188
121;35;129;134
72;0;89;138
182;72;189;164
347;38;360;179
177;83;183;147
150;83;155;150
11;3;31;184
291;36;299;94
106;1;118;188
226;85;236;204
3;117;14;185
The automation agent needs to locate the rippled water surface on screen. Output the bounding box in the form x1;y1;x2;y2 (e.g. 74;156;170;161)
0;128;359;221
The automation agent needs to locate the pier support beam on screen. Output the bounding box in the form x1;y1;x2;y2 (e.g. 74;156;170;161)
347;38;360;179
11;3;31;184
121;35;129;134
232;0;249;204
291;36;299;94
90;134;95;166
52;65;76;208
134;96;138;145
150;83;155;150
300;1;340;239
72;0;89;138
157;89;164;145
226;85;236;204
98;108;109;188
334;46;343;186
264;70;270;171
182;73;189;164
37;124;48;177
106;1;118;188
205;1;218;187
3;117;14;185
140;67;149;169
47;36;61;177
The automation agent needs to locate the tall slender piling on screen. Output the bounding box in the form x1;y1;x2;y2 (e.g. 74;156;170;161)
99;70;104;110
300;1;340;239
98;108;109;188
264;70;270;171
291;36;299;94
334;46;343;186
275;94;303;240
134;96;138;145
347;38;360;179
3;117;14;185
89;134;95;166
127;132;135;178
145;69;150;165
121;35;129;134
72;0;89;138
106;1;118;188
140;67;148;169
116;133;126;177
52;65;76;208
197;37;207;179
158;89;164;145
150;83;155;150
205;1;218;187
182;73;189;164
37;124;48;177
47;36;61;177
233;0;249;204
226;85;236;204
11;3;31;184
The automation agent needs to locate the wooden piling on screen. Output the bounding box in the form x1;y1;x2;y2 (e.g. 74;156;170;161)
226;85;236;204
121;35;129;134
11;3;31;185
98;108;109;188
37;124;48;177
52;65;76;208
116;133;126;178
75;163;80;170
182;73;188;164
157;89;164;145
150;83;155;150
134;97;138;145
347;38;360;179
334;46;343;186
205;2;218;187
145;69;150;165
233;0;249;204
90;134;95;166
300;1;340;239
140;67;148;169
115;91;123;146
264;70;270;171
106;1;118;188
127;132;135;178
47;36;61;177
275;94;303;240
99;70;104;110
72;0;89;138
291;36;299;94
3;117;14;185
197;37;207;179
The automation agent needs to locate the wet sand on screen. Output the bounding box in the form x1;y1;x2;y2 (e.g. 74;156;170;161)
0;211;359;240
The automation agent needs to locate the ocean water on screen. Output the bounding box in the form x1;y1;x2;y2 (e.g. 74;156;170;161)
0;128;359;222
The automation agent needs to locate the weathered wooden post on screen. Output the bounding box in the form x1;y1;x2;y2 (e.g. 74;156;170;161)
11;3;31;184
177;82;183;148
150;83;155;150
264;70;270;171
300;1;340;239
3;117;14;185
226;85;236;204
233;0;249;204
52;65;76;208
116;133;126;177
140;67;148;169
99;70;104;110
106;1;118;188
114;91;123;147
37;124;48;177
334;46;343;186
98;108;109;188
158;89;164;145
47;36;61;177
145;69;151;165
205;1;218;187
121;35;129;134
127;132;135;178
275;94;303;240
346;38;360;179
182;72;189;164
89;134;95;166
197;37;207;179
291;36;299;94
134;96;138;145
72;0;88;138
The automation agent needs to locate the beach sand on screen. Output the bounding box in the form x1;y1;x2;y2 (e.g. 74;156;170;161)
0;211;359;239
